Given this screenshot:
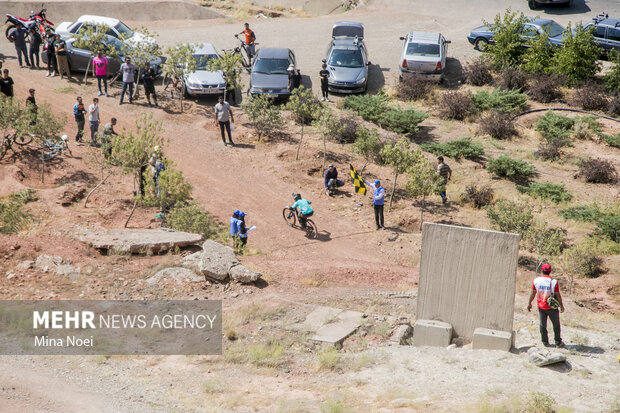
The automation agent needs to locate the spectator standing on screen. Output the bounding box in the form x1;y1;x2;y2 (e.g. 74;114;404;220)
288;64;301;91
364;178;385;230
9;24;30;68
92;50;108;97
436;156;452;204
141;62;158;107
214;96;235;146
73;96;87;143
88;97;100;146
119;57;135;105
229;210;240;241
0;69;14;98
527;264;565;348
324;164;344;196
238;23;256;63
54;34;71;80
45;30;58;77
237;211;248;246
319;63;330;102
29;26;42;69
26;88;37;123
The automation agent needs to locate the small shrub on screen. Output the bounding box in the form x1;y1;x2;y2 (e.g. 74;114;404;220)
600;132;620;149
464;58;493;86
420;137;484;160
485;199;534;236
573;116;601;140
535;140;565;161
607;95;620;117
353;126;382;171
398;74;434;101
320;113;360;144
379;108;429;134
535;111;574;147
523;31;555;75
0;198;31;234
167;202;221;240
560;204;603;222
487;155;537;180
563;242;604;278
461;185;494;208
470;89;527;114
578;158;619;184
8;189;38;204
517;182;572;203
478;110;517;140
317;347;341;371
569;81;608;111
241;94;282;139
496;66;527;91
438;91;474;120
527;75;564;103
526;392;555;413
595;215;620;243
247;340;284;367
344;93;389;124
345;93;428;134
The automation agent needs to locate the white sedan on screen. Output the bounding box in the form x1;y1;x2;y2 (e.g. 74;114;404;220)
55;15;152;45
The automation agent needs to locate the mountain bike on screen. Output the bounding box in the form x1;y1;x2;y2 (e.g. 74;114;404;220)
282;206;317;238
232;34;259;70
162;72;186;99
41;135;71;161
0;132;33;160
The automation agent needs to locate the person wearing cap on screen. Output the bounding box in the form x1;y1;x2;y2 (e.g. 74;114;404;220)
73;96;87;143
527;264;565;348
237;211;248;246
287;64;301;91
53;34;71;80
26;88;37;124
230;210;240;240
319;63;330;102
324;164;344;196
364;178;385;230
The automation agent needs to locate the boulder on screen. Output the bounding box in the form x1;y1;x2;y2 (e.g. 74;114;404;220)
147;267;204;285
55;264;80;280
391;323;413;345
16;260;34;270
528;347;567;367
34;255;63;273
79;228;203;253
199;240;239;281
229;264;262;284
180;251;203;273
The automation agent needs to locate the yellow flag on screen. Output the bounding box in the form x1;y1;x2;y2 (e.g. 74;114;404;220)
349;164;367;195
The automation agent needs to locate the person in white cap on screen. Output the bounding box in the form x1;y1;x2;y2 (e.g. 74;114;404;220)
287;64;301;91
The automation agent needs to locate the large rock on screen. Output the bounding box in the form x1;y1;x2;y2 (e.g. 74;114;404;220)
229;264;262;284
79;229;203;253
180;251;203;273
34;255;63;273
147;267;204;285
199;240;239;281
528;347;567;367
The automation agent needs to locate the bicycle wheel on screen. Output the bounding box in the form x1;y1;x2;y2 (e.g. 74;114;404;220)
305;220;318;239
282;207;296;227
13;133;33;146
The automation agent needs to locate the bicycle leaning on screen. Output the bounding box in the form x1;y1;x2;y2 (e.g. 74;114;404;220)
41;134;71;161
282;204;318;239
0;131;33;160
232;34;258;70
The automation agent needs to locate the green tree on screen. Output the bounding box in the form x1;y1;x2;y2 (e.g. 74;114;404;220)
527;220;566;272
404;149;444;229
379;137;417;209
484;9;528;69
120;27;162;98
163;43;198;112
285;86;323;161
0;95;32;143
241;94;282;140
206;50;244;102
551;23;601;85
485;199;534;239
72;24;121;82
352;125;382;174
523;30;555;74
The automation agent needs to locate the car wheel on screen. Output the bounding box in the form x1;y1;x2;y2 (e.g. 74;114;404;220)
528;0;538;9
474;38;489;52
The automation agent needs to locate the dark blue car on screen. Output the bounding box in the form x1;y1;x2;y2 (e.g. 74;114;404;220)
467;17;566;51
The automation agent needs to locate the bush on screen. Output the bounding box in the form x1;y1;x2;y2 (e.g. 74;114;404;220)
526;392;556;413
594;215;620;243
437;91;474;120
516;182;572;203
523;31;555;75
398;74;434;101
484;9;528;69
551;23;601;85
241;94;282;139
344;93;428;134
420;137;484;160
563;242;604;278
142;168;192;210
573;116;601;140
486;199;534;235
464;58;493;86
578;158;619;184
320;113;359;144
600;132;620;149
344;93;390;124
607;95;620;117
527;75;564;103
535;111;574;147
560;204;604;222
569;81;608;111
8;189;38;204
605;50;620;93
496;66;528;91
353;126;382;171
470;89;527;114
461;185;494;208
0;198;31;234
487;155;537;180
478;111;517;140
167;202;221;240
535;140;565;161
379;108;429;134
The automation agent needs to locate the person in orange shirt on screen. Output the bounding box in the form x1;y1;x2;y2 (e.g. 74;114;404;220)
237;23;256;63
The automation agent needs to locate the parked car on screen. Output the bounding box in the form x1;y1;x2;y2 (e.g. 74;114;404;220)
55;15;153;45
324;21;369;94
528;0;573;10
399;32;450;81
467;17;566;51
581;14;620;56
184;43;226;97
248;47;296;100
42;36;164;76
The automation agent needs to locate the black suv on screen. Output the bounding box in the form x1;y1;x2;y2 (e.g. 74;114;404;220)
582;14;620;56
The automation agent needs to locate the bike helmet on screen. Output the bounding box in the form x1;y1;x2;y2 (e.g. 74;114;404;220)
293;193;301;201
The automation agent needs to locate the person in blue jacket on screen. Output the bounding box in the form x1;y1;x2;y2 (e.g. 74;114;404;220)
229;210;240;239
365;179;385;230
237;211;248;245
290;193;313;229
324;164;344;196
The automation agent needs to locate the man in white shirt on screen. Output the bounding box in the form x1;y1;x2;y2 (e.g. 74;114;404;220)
119;57;136;105
214;96;235;146
88;97;100;146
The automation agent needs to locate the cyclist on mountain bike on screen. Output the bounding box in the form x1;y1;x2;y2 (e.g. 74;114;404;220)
290;193;313;229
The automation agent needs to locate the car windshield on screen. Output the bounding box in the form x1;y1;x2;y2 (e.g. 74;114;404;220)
114;22;134;37
406;43;440;57
253;58;289;74
328;49;364;68
193;54;217;70
542;21;565;38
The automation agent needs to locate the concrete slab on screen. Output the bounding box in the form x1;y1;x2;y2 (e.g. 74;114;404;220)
78;229;202;253
412;319;453;348
291;306;343;332
472;328;514;352
312;319;361;345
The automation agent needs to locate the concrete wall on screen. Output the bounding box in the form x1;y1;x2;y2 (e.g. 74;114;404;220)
0;1;222;22
416;223;520;341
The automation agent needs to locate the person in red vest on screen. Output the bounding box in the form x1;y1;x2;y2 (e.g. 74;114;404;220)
527;264;565;348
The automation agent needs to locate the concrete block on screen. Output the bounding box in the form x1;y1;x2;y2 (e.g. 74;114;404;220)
312;319;360;345
412;320;453;347
472;328;514;351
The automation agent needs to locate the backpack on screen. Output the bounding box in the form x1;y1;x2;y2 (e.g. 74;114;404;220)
547;278;560;310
